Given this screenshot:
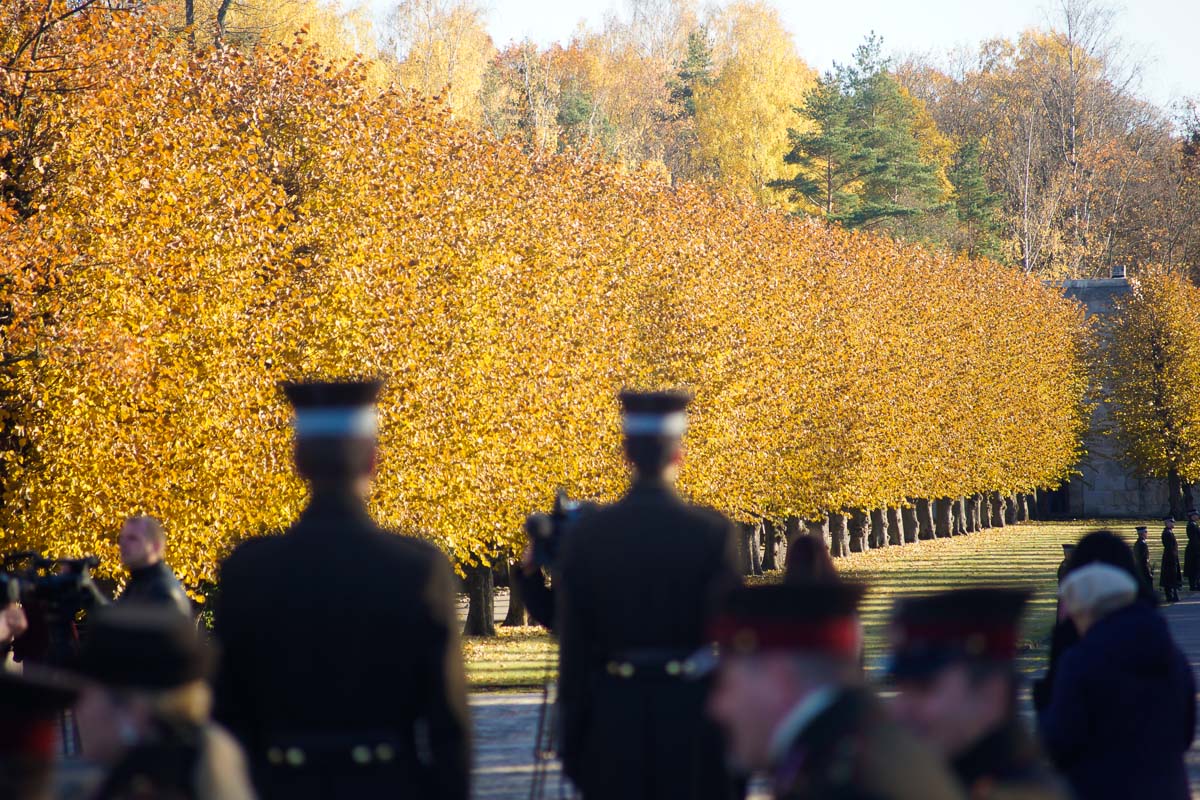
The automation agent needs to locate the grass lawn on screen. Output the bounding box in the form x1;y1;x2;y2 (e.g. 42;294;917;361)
464;519;1156;691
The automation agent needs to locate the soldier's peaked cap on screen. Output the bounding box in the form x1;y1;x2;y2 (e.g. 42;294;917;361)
73;605;214;690
709;582;866;659
282;379;383;439
619;389;692;437
888;587;1029;679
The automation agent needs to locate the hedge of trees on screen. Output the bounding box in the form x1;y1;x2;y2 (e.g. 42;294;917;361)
0;3;1091;590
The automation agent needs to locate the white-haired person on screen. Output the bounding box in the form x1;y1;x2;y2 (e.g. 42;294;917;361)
1037;562;1194;800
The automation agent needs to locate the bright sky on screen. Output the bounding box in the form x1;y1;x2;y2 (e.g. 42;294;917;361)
356;0;1197;113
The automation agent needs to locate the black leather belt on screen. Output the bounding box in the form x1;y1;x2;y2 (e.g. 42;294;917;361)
262;732;410;771
603;648;703;680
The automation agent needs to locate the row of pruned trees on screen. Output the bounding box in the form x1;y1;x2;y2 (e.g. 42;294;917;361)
0;3;1090;599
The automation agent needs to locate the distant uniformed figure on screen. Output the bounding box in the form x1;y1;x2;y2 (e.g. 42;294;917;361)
213;380;470;800
889;588;1069;800
556;390;740;800
705;582;965;800
1133;525;1154;597
1160;516;1182;603
1185;510;1200;590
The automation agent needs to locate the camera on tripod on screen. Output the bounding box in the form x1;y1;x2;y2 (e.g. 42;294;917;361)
2;550;105;665
525;490;597;569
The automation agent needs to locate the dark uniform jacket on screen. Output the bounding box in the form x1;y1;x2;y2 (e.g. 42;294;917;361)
117;561;193;619
556;477;740;800
213;490;470;800
772;688;965;800
1133;538;1154;596
1037;602;1194;800
950;720;1067;800
1160;527;1182;590
1185;521;1200;584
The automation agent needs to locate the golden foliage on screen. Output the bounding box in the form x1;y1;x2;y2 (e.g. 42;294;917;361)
0;3;1090;586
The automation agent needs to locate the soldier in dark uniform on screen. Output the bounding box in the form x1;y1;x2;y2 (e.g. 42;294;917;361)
1160;516;1182;603
1185;510;1200;590
556;389;741;800
888;588;1068;799
705;582;965;800
1133;525;1154;597
213;380;470;800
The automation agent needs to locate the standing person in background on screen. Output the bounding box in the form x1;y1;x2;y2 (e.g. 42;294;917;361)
116;515;192;619
888;588;1068;799
783;534;838;583
1185;510;1200;590
1039;563;1194;800
213;380;469;800
556;389;741;800
1133;526;1154;598
1161;517;1182;603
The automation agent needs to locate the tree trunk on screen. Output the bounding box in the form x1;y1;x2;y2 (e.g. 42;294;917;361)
848;509;871;553
1169;469;1184;519
964;496;979;533
916;499;936;540
1015;493;1030;522
806;516;832;553
901;505;920;543
829;512;850;558
869;509;888;548
990;492;1006;528
1004;494;1018;525
886;507;904;545
933;498;953;538
463;563;496;637
1185;481;1195;515
976;494;990;529
1026;489;1039;520
749;521;764;575
502;561;529;627
761;519;779;571
952;497;968;535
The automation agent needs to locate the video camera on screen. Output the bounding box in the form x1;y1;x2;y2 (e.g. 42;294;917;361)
2;550;105;665
525;490;597;569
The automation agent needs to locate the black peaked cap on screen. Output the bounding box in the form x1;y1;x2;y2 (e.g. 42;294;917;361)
722;582;866;621
889;587;1030;679
618;389;693;415
281;379;384;409
73;605;213;690
0;669;78;719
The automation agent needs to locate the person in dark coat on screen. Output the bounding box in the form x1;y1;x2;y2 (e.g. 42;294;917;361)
213;380;470;800
116;515;193;619
1039;563;1195;800
1034;529;1158;712
888;588;1068;800
705;583;965;800
556;389;741;800
1160;516;1182;603
783;533;838;583
1133;525;1154;597
1185;510;1200;589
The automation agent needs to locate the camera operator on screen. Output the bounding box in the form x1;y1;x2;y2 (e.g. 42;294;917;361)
115;515;192;618
517;542;556;631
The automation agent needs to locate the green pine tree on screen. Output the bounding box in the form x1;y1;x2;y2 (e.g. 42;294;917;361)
948;138;1004;259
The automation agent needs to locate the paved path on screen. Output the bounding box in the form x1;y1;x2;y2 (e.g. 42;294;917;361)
1159;594;1200;794
471;595;1200;799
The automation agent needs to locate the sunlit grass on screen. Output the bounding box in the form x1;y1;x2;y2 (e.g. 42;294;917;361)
464;519;1154;690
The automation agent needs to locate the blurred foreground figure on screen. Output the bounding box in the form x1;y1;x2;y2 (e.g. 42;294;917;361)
556;390;740;800
214;380;469;800
706;583;965;800
72;605;255;800
888;588;1067;799
0;670;77;800
1039;563;1194;800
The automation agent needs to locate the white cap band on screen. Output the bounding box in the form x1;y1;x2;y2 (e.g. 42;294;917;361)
294;407;379;438
622;411;687;437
